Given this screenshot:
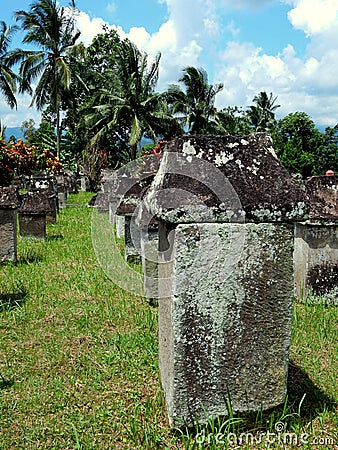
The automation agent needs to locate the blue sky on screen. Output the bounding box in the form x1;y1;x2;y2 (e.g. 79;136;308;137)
1;0;338;129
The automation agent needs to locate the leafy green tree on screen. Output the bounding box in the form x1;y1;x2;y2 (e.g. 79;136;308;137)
32;121;57;152
166;66;223;134
62;28;122;165
247;91;280;131
20;118;36;143
0;21;21;109
86;39;180;160
10;0;85;158
314;125;338;175
216;106;251;135
274;112;321;177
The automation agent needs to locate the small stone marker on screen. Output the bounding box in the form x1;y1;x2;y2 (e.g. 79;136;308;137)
0;186;21;262
136;202;159;303
294;174;338;303
55;173;68;208
142;133;308;426
116;181;144;262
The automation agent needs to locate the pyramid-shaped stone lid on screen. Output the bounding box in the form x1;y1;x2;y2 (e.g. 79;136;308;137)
143;133;309;223
0;186;21;209
306;175;338;221
115;176;155;216
18;190;54;215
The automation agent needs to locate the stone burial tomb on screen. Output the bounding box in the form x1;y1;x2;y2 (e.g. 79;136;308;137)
29;172;58;224
0;186;21;263
294;174;338;303
18;190;54;240
115;175;158;265
141;133;309;427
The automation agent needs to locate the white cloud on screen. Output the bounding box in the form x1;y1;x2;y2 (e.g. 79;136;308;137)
0;92;41;128
221;0;274;9
106;2;117;14
75;11;111;45
5;0;338;129
226;20;240;37
214;36;338;127
287;0;338;36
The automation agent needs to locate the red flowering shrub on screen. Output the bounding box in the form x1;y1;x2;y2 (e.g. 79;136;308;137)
0;140;18;186
0;139;62;186
152;138;174;158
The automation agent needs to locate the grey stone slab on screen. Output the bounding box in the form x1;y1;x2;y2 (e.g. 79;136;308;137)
124;215;141;262
159;222;294;426
115;215;125;239
140;228;159;302
294;222;338;303
19;214;46;240
0;210;17;262
306;175;338;221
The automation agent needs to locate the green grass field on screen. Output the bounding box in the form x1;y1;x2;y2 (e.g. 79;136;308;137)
0;193;337;449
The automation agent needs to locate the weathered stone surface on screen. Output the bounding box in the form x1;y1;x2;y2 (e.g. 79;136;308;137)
293;175;338;303
64;170;78;194
0;187;20;262
140;134;307;427
124;215;141;262
115;215;125;238
114;175;157;261
30;173;58;222
140;227;159;302
18;191;52;239
30;172;57;194
294;223;338;303
94;192;110;213
0;210;17;262
0;186;21;209
19;214;46;240
80;175;90;192
55;174;68;208
159;222;294;426
306;175;338;221
18;191;54;215
144;134;308;223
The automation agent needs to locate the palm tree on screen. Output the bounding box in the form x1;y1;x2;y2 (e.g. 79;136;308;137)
86;39;181;160
10;0;85;157
247;91;280;132
166;66;223;134
0;21;21;110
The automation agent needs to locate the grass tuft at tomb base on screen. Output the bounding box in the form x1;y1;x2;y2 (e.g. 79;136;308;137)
0;192;337;449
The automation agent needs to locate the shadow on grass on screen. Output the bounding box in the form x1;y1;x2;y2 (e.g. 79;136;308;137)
287;360;336;420
172;360;336;437
0;291;28;313
15;253;44;265
0;377;14;391
46;234;64;242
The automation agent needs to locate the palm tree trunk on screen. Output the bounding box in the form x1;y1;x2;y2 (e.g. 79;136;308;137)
131;144;137;160
56;107;61;159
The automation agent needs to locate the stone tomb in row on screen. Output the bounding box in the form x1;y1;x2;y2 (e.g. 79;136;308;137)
294;174;338;303
142;133;308;426
18;191;54;240
108;165;160;301
0;186;21;263
29;172;58;224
